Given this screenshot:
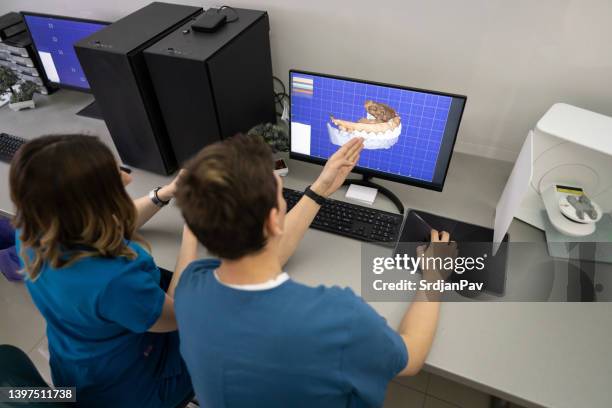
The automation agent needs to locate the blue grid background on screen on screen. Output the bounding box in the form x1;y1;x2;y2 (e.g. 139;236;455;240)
291;74;452;182
24;15;106;89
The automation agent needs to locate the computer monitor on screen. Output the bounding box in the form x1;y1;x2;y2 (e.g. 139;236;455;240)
21;12;109;118
289;70;467;211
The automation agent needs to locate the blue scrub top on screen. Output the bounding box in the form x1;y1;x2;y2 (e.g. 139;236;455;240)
175;259;408;408
16;233;191;407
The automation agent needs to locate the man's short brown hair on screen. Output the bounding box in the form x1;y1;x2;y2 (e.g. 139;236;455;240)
175;133;277;259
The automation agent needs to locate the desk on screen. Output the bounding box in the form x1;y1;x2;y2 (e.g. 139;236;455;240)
1;90;611;408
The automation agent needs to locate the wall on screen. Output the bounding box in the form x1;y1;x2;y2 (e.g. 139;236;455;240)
5;0;612;162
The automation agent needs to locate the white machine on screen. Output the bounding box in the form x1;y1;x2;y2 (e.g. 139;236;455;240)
494;103;612;246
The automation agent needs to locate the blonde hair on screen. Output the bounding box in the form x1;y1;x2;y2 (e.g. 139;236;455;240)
9;134;147;280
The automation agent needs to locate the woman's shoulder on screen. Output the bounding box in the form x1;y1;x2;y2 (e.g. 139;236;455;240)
125;240;153;259
101;241;156;272
26;237;156;280
15;229;151;264
67;241;154;270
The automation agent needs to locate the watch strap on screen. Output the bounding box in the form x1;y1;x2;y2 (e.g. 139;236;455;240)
149;187;170;207
304;185;326;206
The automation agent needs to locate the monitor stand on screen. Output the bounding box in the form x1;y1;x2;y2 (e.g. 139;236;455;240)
76;100;103;120
343;175;404;214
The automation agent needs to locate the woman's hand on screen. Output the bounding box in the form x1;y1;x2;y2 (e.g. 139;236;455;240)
120;167;133;186
133;170;186;229
310;137;364;198
157;170;185;202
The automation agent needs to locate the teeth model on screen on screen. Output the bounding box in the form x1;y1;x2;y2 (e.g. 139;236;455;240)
328;101;402;149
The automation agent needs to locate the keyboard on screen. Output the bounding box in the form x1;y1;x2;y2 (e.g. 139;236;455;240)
283;187;404;246
0;133;26;163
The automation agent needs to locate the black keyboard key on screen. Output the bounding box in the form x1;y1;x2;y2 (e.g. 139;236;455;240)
0;133;26;163
283;187;404;247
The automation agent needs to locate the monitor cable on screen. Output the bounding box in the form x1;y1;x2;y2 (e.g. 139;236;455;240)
273;76;289;117
217;5;239;23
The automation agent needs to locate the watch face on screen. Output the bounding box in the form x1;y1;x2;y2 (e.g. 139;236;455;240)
150;188;166;207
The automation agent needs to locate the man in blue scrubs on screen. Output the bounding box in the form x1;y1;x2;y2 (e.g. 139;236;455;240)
174;134;451;407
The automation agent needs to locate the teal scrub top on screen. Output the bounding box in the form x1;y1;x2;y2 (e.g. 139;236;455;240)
176;259;408;408
16;233;191;407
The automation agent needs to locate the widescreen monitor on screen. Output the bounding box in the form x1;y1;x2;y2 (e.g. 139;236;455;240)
289;70;467;191
22;12;108;91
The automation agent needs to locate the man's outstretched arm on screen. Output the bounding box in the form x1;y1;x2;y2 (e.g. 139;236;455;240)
277;137;363;266
398;229;455;376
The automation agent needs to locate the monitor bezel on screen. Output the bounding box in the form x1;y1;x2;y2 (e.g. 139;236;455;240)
20;11;110;93
288;69;467;192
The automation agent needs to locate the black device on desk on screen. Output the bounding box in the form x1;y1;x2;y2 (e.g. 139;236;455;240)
0;133;26;163
190;9;227;33
395;210;509;296
283;188;403;247
21;12;110;119
288;70;467;243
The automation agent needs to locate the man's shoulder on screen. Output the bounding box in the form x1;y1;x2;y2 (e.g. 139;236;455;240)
299;284;389;330
176;258;220;291
309;284;359;302
288;282;365;316
184;258;221;276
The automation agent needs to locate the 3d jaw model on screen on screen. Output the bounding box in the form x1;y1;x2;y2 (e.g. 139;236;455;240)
327;100;402;149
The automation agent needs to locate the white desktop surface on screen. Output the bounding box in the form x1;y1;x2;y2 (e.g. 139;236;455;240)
1;90;611;408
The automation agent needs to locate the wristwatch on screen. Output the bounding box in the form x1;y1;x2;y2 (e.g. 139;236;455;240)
304;185;326;206
149;187;170;208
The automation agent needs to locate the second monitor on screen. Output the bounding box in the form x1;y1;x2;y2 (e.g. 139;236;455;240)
289;70;467;208
21;12;109;118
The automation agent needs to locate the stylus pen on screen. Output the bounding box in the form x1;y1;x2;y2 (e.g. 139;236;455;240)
413;212;433;231
414;213;457;245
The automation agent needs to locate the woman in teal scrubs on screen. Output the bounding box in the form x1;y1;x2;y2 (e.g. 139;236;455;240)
9;134;199;407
